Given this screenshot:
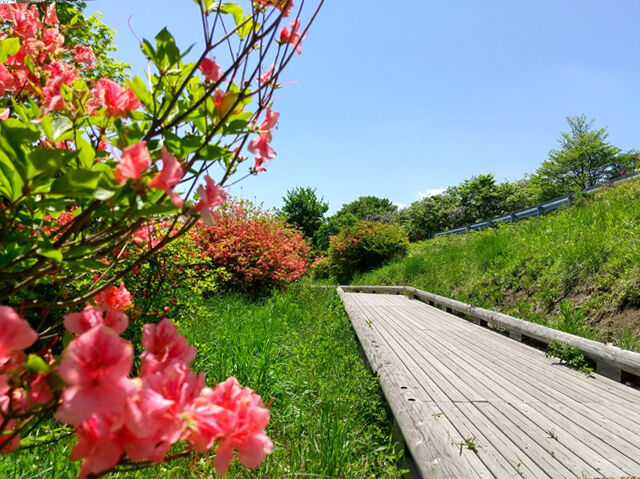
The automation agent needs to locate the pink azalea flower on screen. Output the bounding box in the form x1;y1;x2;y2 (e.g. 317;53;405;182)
205;377;273;474
259;109;279;132
280;18;303;55
0;4;41;40
0;64;16;94
149;149;185;207
87;78;141;118
255;0;293;17
0;418;20;454
124;377;173;440
43;4;59;25
181;386;225;452
0;306;38;365
64;306;104;335
141;318;196;376
193;176;227;226
42;61;78;113
253;156;268;173
257;64;275;84
27;373;53;407
144;362;205;445
42;27;64;55
64;305;129;336
55;325;133;426
70;415;123;479
94;283;133;312
248;132;276;160
114;142;152;184
74;45;97;69
199;58;222;83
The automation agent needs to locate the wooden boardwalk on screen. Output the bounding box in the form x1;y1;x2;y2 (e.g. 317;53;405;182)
339;290;640;479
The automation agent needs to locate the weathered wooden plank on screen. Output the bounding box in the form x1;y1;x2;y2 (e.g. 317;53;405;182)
486;401;603;478
438;402;520;479
476;402;581;479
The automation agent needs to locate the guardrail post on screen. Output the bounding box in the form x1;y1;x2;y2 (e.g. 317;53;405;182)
510;213;516;223
472;318;488;327
596;361;622;382
536;205;543;217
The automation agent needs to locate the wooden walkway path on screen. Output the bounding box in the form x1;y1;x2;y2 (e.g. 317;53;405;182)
339;289;640;479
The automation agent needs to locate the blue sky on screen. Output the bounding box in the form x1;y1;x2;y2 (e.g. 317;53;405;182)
86;0;640;213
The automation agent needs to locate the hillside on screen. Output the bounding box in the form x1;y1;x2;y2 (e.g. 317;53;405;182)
355;178;640;352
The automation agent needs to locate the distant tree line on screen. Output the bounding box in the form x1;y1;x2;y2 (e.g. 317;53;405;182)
280;115;639;249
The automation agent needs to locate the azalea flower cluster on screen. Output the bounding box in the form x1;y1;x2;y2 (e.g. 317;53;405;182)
0;3;227;226
191;201;311;292
0;285;272;477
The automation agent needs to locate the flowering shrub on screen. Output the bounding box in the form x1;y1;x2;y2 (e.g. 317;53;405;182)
328;221;409;283
0;0;322;476
193;200;311;293
1;296;272;477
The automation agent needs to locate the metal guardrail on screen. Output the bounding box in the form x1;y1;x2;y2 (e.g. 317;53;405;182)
433;171;640;238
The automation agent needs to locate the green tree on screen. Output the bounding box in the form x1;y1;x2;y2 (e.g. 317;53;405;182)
337;195;398;221
533;115;622;200
457;174;502;223
280;187;329;242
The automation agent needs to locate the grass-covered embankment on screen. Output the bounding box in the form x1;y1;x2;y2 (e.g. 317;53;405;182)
1;283;404;478
356;179;640;351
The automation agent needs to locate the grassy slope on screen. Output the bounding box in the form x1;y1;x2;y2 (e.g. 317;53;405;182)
356;179;640;351
1;283;404;478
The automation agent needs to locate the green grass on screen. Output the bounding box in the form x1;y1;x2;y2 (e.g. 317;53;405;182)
1;283;404;478
356;179;640;351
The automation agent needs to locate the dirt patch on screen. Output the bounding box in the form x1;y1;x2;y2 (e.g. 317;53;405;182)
592;307;640;334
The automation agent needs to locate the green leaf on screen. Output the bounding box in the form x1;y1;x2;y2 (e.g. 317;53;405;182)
50;117;72;141
26;149;72;179
141;39;157;63
198;144;226;161
237;15;254;38
181;42;196;60
154;28;181;70
92;188;116;200
127;76;154;110
220;3;244;25
132;203;179;217
51;169;101;195
0;37;20;63
25;354;50;374
36;246;63;263
76;137;96;169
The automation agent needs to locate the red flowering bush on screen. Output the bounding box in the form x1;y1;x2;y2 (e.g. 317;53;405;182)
193;201;311;293
328;221;409;283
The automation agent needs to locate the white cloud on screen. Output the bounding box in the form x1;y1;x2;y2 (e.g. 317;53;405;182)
393;202;407;210
417;188;445;199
